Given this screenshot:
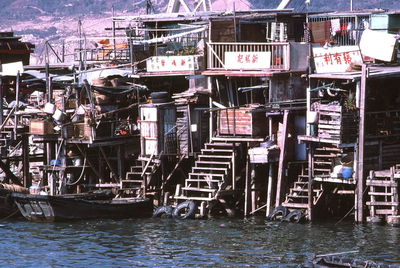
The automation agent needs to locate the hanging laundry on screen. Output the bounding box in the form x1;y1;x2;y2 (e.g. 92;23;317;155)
330;19;341;36
308;21;331;44
341;22;348;35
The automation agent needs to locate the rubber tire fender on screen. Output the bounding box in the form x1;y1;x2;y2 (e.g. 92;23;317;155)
172;201;197;219
285;210;307;223
151;98;170;104
267;206;289;221
150;91;169;99
152;205;174;218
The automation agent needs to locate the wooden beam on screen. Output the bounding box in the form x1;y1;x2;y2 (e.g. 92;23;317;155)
266;163;274;217
99;147;119;182
22;134;31;188
356;64;367;223
275;110;289;207
0;160;22;186
244;155;251;217
308;144;314;220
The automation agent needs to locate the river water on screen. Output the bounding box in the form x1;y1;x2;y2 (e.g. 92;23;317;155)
0;218;399;267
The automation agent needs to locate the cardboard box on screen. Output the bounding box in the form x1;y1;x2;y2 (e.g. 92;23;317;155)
29;120;54;135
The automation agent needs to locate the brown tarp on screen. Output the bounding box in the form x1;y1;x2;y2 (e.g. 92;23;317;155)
308;21;331;44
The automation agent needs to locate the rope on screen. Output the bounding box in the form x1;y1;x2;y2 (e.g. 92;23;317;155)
66;157;87;186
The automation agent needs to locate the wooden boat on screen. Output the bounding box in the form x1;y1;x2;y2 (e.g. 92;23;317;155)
0;184;29;219
12;192;153;222
313;255;398;268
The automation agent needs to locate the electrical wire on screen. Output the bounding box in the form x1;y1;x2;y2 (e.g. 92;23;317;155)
66;156;87;186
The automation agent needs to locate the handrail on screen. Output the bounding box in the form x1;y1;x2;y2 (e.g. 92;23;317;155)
0;106;16;132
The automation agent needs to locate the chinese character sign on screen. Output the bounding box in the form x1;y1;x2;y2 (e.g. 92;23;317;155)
313;45;363;74
224;52;271;70
147;56;198;72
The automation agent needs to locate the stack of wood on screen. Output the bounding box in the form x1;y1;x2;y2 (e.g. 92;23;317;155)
315;103;358;143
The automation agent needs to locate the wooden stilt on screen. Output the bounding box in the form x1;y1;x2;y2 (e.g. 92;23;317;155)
22;134;31;188
244;155;251;217
307;144;314;220
275;110;289;207
356;64;367;223
251;163;256;213
266;163;274;217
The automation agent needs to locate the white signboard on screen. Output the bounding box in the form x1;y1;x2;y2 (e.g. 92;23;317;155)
224;52;271;69
1;61;24;76
360;29;398;62
313;45;363;74
146;56;198;72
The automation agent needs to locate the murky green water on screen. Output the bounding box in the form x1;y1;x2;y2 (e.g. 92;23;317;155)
0;218;398;267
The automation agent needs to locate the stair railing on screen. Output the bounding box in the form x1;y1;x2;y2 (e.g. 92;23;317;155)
0;106;16;133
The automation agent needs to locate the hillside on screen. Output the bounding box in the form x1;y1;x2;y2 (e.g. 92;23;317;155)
0;0;399;64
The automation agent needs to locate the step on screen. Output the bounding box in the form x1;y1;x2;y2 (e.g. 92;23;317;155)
368;192;394;196
282;202;309;209
195;161;231;167
174;195;214;201
198;155;233;160
121;180;143;183
189;172;225;179
137;156;161;164
366;202;399;206
192;167;227;174
201;148;234;154
375;209;396;215
287;194;308;199
205;142;235;149
182;187;217;193
291;188;321;193
185;178;222;183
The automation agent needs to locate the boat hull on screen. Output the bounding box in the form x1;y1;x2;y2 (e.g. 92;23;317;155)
12;193;153;222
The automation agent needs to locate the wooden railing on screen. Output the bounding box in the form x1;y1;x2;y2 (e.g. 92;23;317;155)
74;48;130;62
207;42;290;71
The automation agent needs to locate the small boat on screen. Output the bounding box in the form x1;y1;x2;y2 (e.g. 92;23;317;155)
12;192;153;222
313;255;398;268
0;184;29;219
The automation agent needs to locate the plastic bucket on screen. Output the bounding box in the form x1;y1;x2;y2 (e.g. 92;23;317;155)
342;167;353;179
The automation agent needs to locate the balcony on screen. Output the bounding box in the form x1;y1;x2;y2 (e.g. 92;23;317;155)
207;42;308;73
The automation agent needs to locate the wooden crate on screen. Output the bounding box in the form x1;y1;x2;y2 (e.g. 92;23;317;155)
29;120;54;135
316;103;358;143
218;107;267;136
249;147;280;163
73;123;92;139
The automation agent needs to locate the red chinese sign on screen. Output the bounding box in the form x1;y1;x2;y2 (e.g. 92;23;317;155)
225;52;271;69
313;45;363;74
147;56;198;72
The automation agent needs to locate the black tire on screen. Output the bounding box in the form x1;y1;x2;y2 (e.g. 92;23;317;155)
153;205;173;218
285;210;307;223
172;201;197;219
151;98;170;104
208;200;237;218
267;206;289;221
150;91;169;99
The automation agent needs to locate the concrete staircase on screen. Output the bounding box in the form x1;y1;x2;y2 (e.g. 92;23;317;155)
175;141;237;202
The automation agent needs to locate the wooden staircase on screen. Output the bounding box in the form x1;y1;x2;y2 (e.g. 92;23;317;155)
174;142;237;202
120;156;161;197
313;146;342;178
367;165;399;221
282;173;324;214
